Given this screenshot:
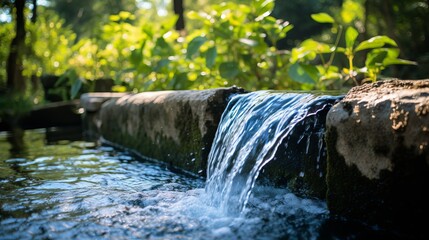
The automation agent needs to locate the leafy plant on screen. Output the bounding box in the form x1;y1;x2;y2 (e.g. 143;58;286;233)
185;0;293;90
289;5;416;87
49;68;85;100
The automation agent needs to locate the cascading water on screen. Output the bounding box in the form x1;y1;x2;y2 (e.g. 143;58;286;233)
205;91;342;215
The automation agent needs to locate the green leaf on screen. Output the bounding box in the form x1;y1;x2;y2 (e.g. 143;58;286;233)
301;39;332;54
160;15;179;35
109;15;120;22
186;36;207;59
187;11;203;20
137;63;152;75
118;11;134;20
70;78;83;100
168;72;191;89
205;46;217;69
383;58;417;66
153;37;174;57
355;36;397;52
288;63;318;84
365;49;388;67
130;41;145;66
254;0;275;21
345;26;359;50
154;58;170;73
290;46;316;63
341;0;364;24
219;61;240;79
311;13;335;24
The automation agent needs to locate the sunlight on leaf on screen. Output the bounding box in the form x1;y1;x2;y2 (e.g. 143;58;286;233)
345;26;358;50
355;36;397;52
311;13;335;24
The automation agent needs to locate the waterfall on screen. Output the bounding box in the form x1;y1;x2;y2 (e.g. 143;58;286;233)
205;91;341;215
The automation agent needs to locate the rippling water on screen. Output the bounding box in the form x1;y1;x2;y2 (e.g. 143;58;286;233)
0;129;406;239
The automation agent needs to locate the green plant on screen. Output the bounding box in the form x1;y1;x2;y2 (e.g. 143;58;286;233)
49;68;85;100
185;0;294;90
0;22;14;89
25;8;76;78
288;3;416;88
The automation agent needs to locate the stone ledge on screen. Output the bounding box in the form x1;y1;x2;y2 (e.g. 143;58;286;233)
80;92;129;112
325;79;429;234
98;87;245;177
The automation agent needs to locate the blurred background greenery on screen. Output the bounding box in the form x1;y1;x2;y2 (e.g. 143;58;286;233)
0;0;427;109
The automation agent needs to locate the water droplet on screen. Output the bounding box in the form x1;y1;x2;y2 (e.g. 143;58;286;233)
299;172;304;177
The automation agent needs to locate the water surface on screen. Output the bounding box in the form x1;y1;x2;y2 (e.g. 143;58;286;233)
0;128;407;239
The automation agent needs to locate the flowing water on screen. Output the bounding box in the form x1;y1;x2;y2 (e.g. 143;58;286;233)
0;92;406;239
206;91;341;214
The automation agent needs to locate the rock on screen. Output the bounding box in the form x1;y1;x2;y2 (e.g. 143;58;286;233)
99;87;245;177
325;79;429;236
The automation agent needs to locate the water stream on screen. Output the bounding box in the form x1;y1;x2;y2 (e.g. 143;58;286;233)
206;91;341;215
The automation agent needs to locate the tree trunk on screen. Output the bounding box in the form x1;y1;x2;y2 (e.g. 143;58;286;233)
31;0;37;23
6;0;26;94
173;0;185;31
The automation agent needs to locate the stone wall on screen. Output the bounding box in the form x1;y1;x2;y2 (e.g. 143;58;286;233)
325;79;429;234
97;87;245;177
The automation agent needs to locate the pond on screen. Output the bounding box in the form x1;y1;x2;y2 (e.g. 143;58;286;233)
0;128;403;239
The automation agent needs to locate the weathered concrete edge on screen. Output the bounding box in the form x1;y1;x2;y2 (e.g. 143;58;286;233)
325;79;429;234
95;87;246;178
99;136;201;178
81;92;129;140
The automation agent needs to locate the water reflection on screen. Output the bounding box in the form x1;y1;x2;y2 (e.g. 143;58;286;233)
6;127;27;157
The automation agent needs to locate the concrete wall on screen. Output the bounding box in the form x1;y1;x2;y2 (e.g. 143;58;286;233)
325;79;429;234
95;87;245;177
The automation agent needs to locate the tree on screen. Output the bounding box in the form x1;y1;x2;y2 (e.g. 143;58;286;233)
6;0;26;93
173;0;184;31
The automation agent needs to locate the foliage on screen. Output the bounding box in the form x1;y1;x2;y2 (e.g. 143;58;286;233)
271;0;342;49
1;0;424;101
50;0;138;39
288;0;416;88
184;0;293;90
0;93;33;118
365;0;429;79
0;22;14;90
49;68;85;100
25;8;76;78
64;0;295;92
